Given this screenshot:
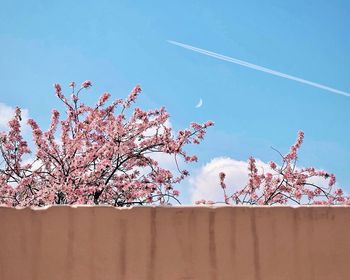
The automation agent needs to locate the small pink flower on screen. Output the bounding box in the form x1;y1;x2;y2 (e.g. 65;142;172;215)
81;80;92;88
335;188;343;196
71;94;78;102
97;93;110;106
219;172;226;182
54;83;61;93
269;161;277;169
133;85;142;93
329;174;336;186
173;190;180;196
204;120;214;127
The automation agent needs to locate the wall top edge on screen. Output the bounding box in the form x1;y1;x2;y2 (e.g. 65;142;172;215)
0;205;349;211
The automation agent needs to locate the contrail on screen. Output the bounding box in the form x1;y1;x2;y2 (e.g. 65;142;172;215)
168;40;350;98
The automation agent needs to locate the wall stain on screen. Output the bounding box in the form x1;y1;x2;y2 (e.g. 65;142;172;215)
66;209;75;279
31;211;43;280
292;210;298;278
147;208;157;280
119;219;127;280
209;210;217;280
88;208;96;280
173;209;194;278
186;209;196;277
229;209;237;275
307;208;315;280
250;210;261;280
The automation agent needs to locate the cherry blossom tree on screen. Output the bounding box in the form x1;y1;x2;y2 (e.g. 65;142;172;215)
0;81;213;207
197;131;349;205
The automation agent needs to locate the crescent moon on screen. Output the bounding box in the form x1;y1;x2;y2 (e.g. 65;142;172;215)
195;98;203;108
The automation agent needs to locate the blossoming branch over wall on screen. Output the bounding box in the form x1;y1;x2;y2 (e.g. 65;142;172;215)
0;81;213;207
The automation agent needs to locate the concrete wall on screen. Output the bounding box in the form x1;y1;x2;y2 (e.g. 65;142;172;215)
0;206;349;280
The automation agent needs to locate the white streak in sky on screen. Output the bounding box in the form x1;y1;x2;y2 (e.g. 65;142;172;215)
168;40;350;98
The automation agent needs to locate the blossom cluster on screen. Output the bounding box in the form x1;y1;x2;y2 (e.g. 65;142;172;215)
197;131;349;205
0;81;213;207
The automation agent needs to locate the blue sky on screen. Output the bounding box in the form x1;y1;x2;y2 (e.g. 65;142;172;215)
1;0;349;203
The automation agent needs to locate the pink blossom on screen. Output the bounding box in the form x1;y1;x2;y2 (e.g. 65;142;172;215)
81;80;92;88
329;174;336;186
204;120;214;127
269;161;277;169
173;190;180;196
219;172;226;182
0;80;212;207
54;83;62;93
211;131;348;206
97;92;111;107
335;188;343;196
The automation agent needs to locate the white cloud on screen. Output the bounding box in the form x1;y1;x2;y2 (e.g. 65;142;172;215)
151;152;179;171
0;103;29;131
189;157;256;203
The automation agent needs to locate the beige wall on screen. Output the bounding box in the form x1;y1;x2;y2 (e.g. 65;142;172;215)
0;206;349;280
